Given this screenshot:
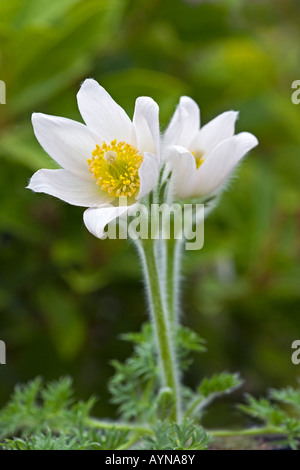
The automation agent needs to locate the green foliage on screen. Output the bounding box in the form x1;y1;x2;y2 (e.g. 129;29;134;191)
239;395;287;427
142;419;210;451
184;372;243;419
0;370;212;450
2;430;97;451
1;0;300;423
270;387;300;413
109;323;159;422
198;372;242;398
0;327;215;449
109;323;206;422
1;336;300;450
240;386;300;449
176;326;206;370
2;427;130;451
0;376;131;450
0;377;95;439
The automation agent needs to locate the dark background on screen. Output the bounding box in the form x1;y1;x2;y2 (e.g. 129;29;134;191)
0;0;299;427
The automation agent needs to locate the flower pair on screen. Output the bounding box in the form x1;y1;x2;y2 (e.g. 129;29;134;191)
28;79;258;238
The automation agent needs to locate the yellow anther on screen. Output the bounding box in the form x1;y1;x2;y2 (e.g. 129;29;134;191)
191;150;205;169
88;140;143;198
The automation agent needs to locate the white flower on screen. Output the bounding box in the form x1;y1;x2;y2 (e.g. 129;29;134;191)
163;96;258;200
28;79;160;238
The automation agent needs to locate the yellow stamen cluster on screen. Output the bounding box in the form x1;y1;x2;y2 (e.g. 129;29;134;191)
191;150;205;169
88;140;143;198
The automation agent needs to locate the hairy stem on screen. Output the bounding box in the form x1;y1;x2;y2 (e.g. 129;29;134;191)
164;238;183;328
136;238;181;422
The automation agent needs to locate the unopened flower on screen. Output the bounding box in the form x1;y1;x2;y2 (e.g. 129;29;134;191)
28;79;160;238
163;96;258;200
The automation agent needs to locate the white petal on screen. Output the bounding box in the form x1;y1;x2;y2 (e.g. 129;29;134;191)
192;132;258;197
133;97;160;155
163;102;183;148
176;96;200;147
191;110;239;156
77;79;134;143
27;169;113;207
164;96;200;148
32;113;100;179
84;205;130;239
137;152;159;200
166;145;197;199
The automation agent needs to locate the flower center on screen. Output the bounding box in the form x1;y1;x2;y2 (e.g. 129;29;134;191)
88;140;143;198
191;150;205;169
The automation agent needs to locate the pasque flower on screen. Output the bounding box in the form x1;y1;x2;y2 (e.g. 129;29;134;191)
163;96;258;200
28;79;160;238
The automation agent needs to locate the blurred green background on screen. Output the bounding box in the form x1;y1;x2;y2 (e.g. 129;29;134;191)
0;0;300;427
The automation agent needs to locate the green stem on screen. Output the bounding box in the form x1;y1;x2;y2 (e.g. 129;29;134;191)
164;238;182;328
85;417;152;436
210;427;284;438
185;392;219;419
184;396;204;419
117;433;141;450
137;238;181;422
86;418;284;441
